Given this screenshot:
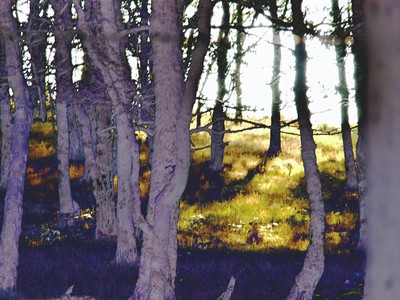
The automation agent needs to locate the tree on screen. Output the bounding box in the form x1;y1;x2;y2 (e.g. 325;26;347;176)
133;0;213;297
0;0;34;291
267;0;283;157
52;0;80;216
286;0;325;298
73;0;140;264
364;0;400;297
233;3;245;121
209;1;230;173
0;41;11;190
331;0;358;190
351;0;368;250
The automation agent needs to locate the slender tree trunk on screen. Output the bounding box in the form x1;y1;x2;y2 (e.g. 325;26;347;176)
287;2;325;298
74;0;140;264
210;1;229;173
53;1;80;216
0;0;34;290
351;0;368;250
332;0;358;191
267;0;282;157
28;0;48;123
134;0;212;298
234;4;244;121
364;1;400;298
0;41;11;190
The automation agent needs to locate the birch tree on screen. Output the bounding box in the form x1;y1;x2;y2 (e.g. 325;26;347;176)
0;0;34;291
364;0;400;297
286;0;325;298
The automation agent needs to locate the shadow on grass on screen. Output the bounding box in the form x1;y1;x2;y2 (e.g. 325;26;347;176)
183;157;269;205
14;241;364;300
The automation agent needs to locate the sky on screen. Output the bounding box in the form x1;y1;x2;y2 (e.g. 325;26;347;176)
200;0;357;127
16;0;357;127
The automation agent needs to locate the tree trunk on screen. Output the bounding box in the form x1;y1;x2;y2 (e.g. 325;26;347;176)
74;0;140;264
0;41;11;190
53;1;80;216
0;0;34;290
68;105;84;162
28;0;48;123
94;102;116;239
364;1;400;297
332;0;358;191
267;0;282;158
210;1;230;173
286;2;325;297
234;4;244;121
351;0;368;250
134;0;212;298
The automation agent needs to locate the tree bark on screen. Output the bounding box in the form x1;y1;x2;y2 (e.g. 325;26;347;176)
234;4;244;121
267;0;282;158
74;0;140;264
364;1;400;298
210;1;229;173
0;0;34;290
332;0;358;190
53;0;80;216
0;41;11;190
286;2;325;298
351;0;368;250
133;0;212;298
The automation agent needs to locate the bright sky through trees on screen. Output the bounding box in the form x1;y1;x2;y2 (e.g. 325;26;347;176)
201;0;357;127
17;0;357;126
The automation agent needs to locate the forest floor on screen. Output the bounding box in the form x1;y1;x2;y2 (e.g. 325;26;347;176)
0;118;364;299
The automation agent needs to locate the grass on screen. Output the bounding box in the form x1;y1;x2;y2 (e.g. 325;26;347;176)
2;116;363;299
179;118;359;254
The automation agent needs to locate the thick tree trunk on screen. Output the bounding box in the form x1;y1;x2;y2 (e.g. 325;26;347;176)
0;41;11;190
210;1;229;173
134;0;212;298
351;0;368;250
286;36;325;300
267;1;282;158
0;1;34;290
53;1;80;216
364;1;400;297
68;105;84;162
94;102;116;239
332;0;358;191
